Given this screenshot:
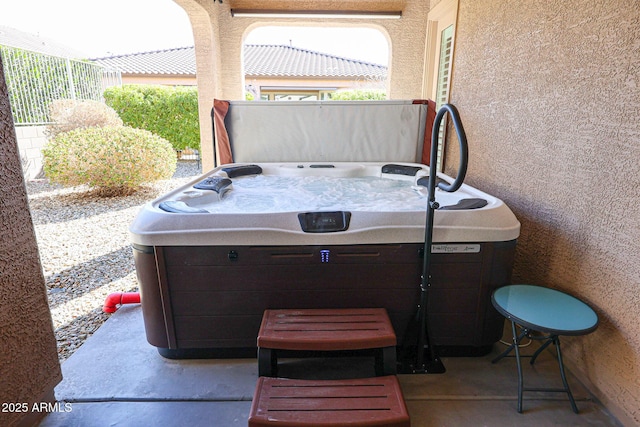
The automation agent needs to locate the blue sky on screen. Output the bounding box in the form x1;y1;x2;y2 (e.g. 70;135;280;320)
0;0;388;64
0;0;194;57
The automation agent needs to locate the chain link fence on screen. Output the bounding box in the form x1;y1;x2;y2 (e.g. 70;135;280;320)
0;45;121;125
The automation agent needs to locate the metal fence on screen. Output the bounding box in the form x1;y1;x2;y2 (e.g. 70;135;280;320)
0;45;121;125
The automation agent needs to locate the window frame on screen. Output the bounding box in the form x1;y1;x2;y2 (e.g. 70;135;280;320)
422;0;459;172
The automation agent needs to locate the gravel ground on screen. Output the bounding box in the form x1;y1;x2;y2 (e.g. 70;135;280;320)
26;161;202;362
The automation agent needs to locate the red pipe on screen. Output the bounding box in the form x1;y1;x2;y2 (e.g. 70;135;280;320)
103;292;141;313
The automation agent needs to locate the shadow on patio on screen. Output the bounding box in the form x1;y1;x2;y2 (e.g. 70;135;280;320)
39;304;620;426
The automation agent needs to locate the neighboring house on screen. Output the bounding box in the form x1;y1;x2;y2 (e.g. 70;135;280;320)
92;47;196;87
244;44;387;100
92;45;388;99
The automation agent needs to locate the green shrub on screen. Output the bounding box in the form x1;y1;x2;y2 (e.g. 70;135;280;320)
104;85;200;152
42;126;177;196
46;99;123;139
330;89;387;100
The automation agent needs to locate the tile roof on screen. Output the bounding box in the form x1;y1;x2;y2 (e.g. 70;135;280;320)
92;47;196;75
92;45;387;79
0;25;88;59
244;44;387;79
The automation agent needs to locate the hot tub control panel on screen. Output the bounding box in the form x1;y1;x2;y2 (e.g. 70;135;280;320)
298;211;351;233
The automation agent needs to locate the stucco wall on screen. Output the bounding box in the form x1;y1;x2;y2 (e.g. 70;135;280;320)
15;125;47;180
1;60;61;426
449;1;640;424
121;74;198;86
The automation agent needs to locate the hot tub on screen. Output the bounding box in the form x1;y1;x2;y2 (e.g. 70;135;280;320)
131;162;520;358
130;100;521;358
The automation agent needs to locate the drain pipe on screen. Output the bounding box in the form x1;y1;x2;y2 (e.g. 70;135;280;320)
103;292;141;313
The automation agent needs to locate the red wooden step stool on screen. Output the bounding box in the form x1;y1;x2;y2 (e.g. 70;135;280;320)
248;375;410;427
257;308;397;377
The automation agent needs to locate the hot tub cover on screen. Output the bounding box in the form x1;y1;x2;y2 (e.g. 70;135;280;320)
213;99;437;165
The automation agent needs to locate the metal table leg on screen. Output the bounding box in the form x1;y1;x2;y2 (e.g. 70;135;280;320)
510;321;525;413
490;321;528;412
553;336;579;414
493;322;581;413
529;335;553;365
491;324;528;364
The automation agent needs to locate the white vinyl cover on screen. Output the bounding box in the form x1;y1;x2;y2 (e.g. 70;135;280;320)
224;100;428;163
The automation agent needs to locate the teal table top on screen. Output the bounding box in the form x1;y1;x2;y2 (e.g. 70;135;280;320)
492;284;598;336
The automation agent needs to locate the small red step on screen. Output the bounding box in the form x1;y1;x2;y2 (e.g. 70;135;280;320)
257;308;397;377
248;375;410;427
258;308;396;351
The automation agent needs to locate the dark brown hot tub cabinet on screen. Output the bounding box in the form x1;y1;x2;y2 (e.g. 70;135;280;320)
134;240;516;358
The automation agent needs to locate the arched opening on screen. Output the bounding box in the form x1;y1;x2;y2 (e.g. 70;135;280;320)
242;25;390;101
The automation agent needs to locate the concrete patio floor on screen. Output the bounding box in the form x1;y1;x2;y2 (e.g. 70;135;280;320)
40;305;621;426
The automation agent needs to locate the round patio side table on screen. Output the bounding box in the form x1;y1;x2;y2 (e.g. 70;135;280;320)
491;284;599;414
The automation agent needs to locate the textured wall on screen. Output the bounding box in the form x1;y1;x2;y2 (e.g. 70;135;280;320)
174;0;220;172
0;58;61;426
15;125;47;180
450;1;640;424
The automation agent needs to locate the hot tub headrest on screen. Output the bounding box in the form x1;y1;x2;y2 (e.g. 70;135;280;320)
382;164;423;176
439;198;488;211
193;177;233;193
222;164;263;178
